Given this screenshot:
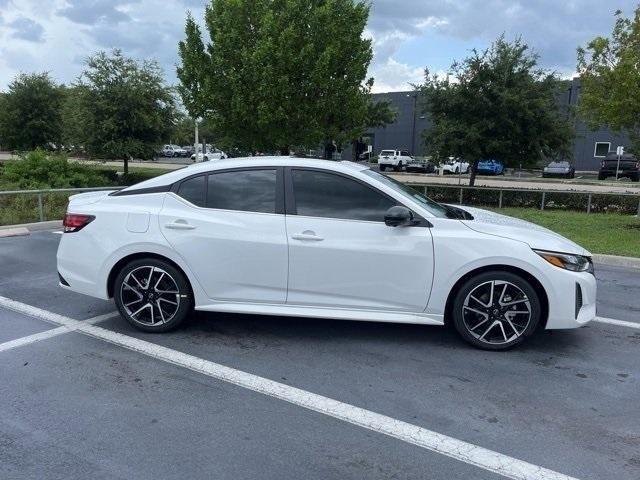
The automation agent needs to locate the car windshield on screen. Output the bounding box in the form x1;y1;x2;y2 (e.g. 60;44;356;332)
380;150;395;156
363;170;459;219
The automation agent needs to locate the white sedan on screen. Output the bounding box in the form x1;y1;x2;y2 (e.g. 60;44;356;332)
57;158;596;350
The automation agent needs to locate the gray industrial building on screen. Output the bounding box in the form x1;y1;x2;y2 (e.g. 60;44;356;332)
352;78;630;171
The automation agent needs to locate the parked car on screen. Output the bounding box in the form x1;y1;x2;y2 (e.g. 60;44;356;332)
162;145;188;157
476;159;505;176
405;157;436;173
378;150;412;171
57;158;596;350
182;145;195;157
440;157;469;174
542;161;575;179
598;152;639;181
191;148;228;162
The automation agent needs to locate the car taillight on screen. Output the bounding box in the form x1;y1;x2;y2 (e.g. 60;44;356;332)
601;161;605;168
63;213;95;233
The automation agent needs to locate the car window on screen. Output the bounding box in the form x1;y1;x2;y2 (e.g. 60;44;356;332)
362;170;451;218
400;151;410;157
207;169;276;213
380;150;395;156
292;170;395;222
177;175;206;207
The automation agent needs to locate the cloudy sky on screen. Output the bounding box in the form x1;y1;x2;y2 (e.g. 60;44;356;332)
0;0;637;93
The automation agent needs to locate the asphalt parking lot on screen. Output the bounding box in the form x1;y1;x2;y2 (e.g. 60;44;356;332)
1;231;639;480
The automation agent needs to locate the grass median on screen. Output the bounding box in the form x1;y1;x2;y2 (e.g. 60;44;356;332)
490;208;640;258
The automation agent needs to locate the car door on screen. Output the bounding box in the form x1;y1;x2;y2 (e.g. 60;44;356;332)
285;168;434;312
159;167;288;304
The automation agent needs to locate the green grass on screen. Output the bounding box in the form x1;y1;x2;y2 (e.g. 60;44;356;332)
491;208;640;258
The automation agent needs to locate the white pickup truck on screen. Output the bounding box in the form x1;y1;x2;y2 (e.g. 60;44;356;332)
378;149;413;171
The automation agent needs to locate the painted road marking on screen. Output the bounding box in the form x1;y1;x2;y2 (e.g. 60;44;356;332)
0;295;579;480
594;316;639;329
0;309;118;353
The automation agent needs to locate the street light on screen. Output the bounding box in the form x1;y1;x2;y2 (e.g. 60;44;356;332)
406;93;418;156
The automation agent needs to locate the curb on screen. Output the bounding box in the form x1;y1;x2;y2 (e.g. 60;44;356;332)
0;227;30;238
593;254;640;270
0;220;62;237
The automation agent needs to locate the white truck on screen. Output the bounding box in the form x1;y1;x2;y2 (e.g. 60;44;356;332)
377;149;413;172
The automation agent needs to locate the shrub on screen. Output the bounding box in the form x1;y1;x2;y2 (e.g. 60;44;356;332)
0;150;112;189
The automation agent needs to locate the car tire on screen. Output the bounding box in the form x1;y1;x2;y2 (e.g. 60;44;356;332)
597;174;606;180
379;165;386;171
394;162;402;172
451;271;542;351
114;258;193;333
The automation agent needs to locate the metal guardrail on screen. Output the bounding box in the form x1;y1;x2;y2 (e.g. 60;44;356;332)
0;183;639;224
0;186;125;223
408;182;640;216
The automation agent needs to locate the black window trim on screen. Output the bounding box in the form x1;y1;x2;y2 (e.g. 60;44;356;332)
171;166;284;215
284;167;430;227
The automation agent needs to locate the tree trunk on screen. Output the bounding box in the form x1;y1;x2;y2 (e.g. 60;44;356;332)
123;156;129;175
352;140;358;162
279;146;289;156
468;159;479;187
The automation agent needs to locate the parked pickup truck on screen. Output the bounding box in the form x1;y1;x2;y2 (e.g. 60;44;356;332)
378;150;412;171
598;152;639;181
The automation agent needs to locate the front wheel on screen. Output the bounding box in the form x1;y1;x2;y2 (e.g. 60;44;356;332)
451;271;541;350
114;258;193;332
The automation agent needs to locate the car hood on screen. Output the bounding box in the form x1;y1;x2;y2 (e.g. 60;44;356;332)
456;206;591;256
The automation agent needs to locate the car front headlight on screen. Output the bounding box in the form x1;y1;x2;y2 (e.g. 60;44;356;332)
534;250;594;273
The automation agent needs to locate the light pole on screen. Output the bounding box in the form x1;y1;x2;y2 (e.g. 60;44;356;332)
406;93;418;155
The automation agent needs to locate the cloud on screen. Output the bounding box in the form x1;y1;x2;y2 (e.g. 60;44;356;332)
0;0;638;93
8;16;44;42
371;58;424;93
56;0;137;25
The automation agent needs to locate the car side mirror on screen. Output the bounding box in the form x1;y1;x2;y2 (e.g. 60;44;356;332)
384;206;415;227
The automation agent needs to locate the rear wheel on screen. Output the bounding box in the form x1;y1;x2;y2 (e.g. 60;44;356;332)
598;173;606;180
379;164;386;171
114;258;193;332
451;271;541;350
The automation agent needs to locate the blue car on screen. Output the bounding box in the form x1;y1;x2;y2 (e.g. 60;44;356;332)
476;159;505;175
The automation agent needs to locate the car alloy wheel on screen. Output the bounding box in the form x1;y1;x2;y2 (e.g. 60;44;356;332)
452;271;541;350
114;259;192;332
120;266;180;326
462;280;531;345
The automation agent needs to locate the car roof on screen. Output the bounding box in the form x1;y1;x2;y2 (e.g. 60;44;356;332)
118;157;370;191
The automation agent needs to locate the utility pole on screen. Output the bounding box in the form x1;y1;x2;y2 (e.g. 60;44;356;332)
615;145;624;181
194;118;199;163
406;93;418;155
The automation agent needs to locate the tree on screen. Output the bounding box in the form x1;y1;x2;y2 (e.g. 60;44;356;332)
417;36;572;186
177;0;379;155
577;7;640;152
64;50;175;173
0;73;65;150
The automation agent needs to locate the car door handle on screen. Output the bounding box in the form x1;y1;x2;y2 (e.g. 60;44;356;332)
291;231;324;241
165;221;196;230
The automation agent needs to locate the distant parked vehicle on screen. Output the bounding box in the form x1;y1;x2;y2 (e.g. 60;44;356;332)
191;148;228;162
162;145;188;157
542;161;575;179
405;157;435;173
378;150;412;172
598;152;639;181
476;159;505;176
440;157;469;174
182;145;195;156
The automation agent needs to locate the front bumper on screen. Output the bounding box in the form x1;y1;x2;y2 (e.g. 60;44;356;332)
545;268;597;329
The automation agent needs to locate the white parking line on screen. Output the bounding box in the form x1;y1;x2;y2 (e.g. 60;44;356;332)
0;304;118;353
0;295;578;480
594;316;640;329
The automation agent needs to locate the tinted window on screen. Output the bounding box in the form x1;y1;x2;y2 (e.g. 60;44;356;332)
292;170;395;222
207;169;276;213
177;175;206;207
400;151;410;157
